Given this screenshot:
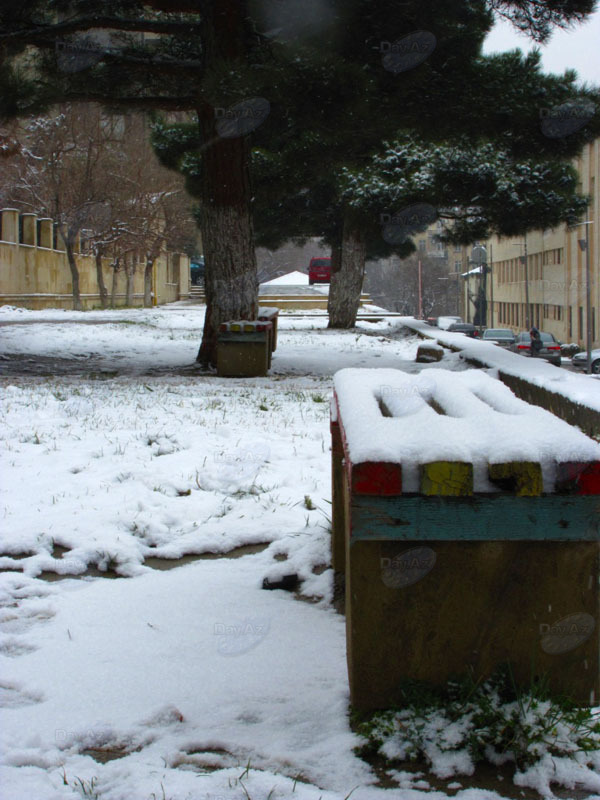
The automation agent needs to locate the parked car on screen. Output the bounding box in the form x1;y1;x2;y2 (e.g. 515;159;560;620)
447;322;481;338
190;256;205;286
308;257;331;285
481;328;516;347
509;331;562;366
571;348;600;374
436;315;463;330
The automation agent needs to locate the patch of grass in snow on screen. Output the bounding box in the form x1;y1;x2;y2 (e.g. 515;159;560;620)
20;431;43;445
62;771;100;798
354;664;600;780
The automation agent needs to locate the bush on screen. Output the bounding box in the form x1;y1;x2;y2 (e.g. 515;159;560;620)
355;665;600;786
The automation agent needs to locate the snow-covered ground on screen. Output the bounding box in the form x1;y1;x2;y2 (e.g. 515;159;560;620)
263;271;310;285
0;304;598;800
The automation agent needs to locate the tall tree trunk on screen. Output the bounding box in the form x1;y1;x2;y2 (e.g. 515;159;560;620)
94;248;108;309
125;252;135;306
144;257;154;308
196;1;258;368
64;237;82;311
110;257;120;308
328;213;367;328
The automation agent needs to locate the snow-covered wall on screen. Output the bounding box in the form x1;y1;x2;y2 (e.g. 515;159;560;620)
398;317;600;436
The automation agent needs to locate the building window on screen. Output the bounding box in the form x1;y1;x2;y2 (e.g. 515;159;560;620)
454;260;461;272
579;306;584;340
168;253;179;284
418;239;426;251
568;306;572;339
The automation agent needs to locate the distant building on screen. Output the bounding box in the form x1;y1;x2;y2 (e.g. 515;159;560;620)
458;137;599;345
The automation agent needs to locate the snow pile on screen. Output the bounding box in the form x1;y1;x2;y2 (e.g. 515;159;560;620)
262;270;309;285
333;368;600;491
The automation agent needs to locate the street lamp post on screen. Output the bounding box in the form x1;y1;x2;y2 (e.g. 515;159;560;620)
470;244;487;332
523;235;530;329
511;237;530;329
489;241;494;328
571;220;594;374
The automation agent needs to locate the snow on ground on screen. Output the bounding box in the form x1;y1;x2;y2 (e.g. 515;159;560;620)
0;304;598;800
263;271;309;285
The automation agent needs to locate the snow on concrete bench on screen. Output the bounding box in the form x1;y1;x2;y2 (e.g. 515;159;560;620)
257;306;279;353
415;342;444;363
330;367;600;711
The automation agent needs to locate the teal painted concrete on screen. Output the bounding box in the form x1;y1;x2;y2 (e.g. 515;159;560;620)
351;495;600;541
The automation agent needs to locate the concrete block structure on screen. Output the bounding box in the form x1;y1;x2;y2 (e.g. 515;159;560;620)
217;320;272;377
332;367;600;711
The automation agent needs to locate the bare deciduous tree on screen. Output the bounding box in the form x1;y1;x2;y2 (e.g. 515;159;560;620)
1;105;123;309
0;106;197;310
365;254;456;319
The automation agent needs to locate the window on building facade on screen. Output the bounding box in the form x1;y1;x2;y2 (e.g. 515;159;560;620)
168;253;179;284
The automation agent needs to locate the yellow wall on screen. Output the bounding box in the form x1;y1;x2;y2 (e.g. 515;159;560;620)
0;209;190;310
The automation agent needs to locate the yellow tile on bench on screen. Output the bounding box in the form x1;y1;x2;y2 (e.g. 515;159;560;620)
420;461;473;496
488;462;543;496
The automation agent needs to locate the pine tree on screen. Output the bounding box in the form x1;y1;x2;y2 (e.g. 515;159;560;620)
1;0;598;351
0;1;266;363
251;45;599;328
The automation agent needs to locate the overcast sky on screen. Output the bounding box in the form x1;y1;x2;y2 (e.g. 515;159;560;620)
483;8;600;85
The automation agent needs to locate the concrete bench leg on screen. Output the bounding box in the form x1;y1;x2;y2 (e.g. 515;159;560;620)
216;333;269;377
346;538;598;711
331;418;346;574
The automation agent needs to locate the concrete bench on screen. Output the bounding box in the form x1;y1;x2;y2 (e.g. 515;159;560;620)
217;320;272;377
331;367;600;711
257;306;279;367
415;342;444;362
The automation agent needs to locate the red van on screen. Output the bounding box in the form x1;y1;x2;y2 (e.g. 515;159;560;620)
308;257;331;285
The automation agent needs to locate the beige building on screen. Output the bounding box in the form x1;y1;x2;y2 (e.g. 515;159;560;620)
461;137;599;346
0;208;190;310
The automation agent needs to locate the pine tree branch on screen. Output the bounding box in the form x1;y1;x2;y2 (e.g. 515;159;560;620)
488;0;595;42
52;44;203;72
139;1;209;13
0;16;204;44
61;94;201;111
